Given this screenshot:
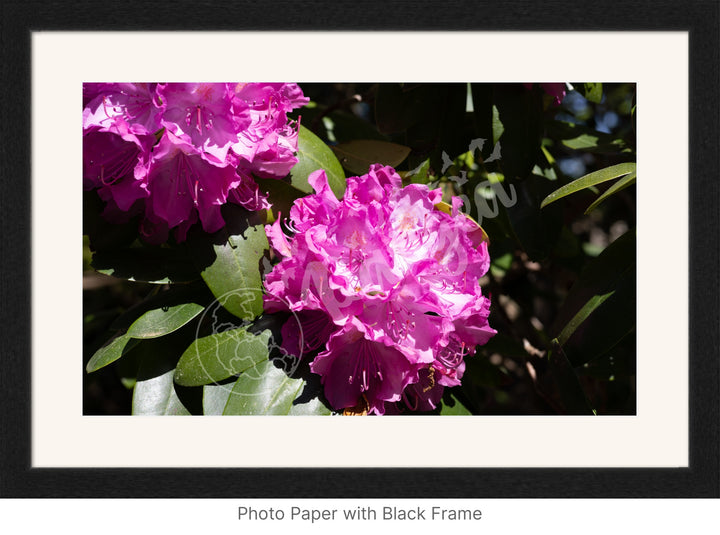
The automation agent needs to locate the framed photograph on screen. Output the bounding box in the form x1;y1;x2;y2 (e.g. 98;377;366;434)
1;1;717;499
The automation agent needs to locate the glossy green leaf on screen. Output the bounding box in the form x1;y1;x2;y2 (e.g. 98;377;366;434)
132;368;192;415
188;206;267;321
130;328;201;415
222;358;331;415
290;125;346;198
110;282;210;332
203;384;234;415
91;246;200;284
86;333;139;373
127;303;204;339
540;162;636;208
331;140;411;176
174;328;271;387
584;171;636;214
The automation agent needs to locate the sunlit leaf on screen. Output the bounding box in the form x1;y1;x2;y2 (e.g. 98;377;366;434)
582;83;603;104
188;206;267;321
290;125;346;198
86;333;139;373
132;368;192;415
222;358;331;415
440;392;473;415
541;162;636;208
584;171;636;214
174;329;271;387
131;329;202;415
127;303;204;339
203;384;233;415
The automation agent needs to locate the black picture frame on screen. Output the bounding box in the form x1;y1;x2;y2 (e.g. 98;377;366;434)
1;0;718;498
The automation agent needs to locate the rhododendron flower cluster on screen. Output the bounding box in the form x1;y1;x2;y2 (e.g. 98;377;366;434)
83;83;308;242
264;165;496;414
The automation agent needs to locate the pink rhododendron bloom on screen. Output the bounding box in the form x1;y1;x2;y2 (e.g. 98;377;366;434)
157;83;246;165
83;83;163;136
264;164;496;414
83;82;308;242
232;82;306;179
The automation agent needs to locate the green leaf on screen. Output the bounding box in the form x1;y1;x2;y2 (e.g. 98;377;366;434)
546;121;629;154
223;358;331;415
91;246;200;284
582;83;603;104
188;206;267;321
130;327;202;415
556;291;616;347
110;282;210;332
132;369;192;415
401;158;430;184
584;171;636;214
174;328;271;387
331;140;411;176
552;230;636;364
540;162;636;208
127;303;204;339
290;125;346;198
203;384;233;415
440;392;473;415
86;333;139;373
